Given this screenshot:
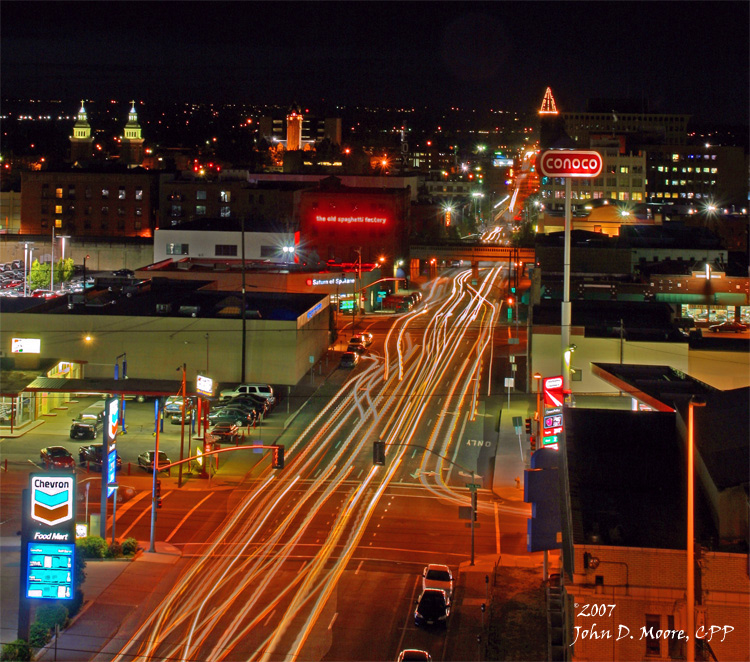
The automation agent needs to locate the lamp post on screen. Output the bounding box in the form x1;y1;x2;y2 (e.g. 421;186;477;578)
687;395;706;662
50;226;55;292
177;363;187;488
533;372;542;441
23;242;34;297
83;254;90;291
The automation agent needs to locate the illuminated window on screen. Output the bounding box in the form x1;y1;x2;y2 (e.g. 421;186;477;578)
220;190;231;203
632;192;643;201
102;188;109;199
135;207;142;216
215;244;238;256
166;243;189;255
55;205;63;214
196;190;206;200
619;166;629;174
118;187;126;200
671;154;680;162
135;188;143;201
220;205;231;218
711;167;717;173
54;218;62;228
171;204;182;217
195;205;206;216
55;187;63;198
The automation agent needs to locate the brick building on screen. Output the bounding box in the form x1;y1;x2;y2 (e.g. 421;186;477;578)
297;176;412;266
20;169;158;238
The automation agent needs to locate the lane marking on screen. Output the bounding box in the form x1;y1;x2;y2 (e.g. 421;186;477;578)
118;490;172;539
166;493;213;542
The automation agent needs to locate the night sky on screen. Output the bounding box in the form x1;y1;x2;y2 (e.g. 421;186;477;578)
2;1;748;124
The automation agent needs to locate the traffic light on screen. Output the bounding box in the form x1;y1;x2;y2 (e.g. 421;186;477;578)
525;417;532;434
373;441;386;466
530;435;536;452
272;444;285;469
156;479;162;508
510;286;516;294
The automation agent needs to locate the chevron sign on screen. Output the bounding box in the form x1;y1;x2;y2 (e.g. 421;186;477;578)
31;476;74;527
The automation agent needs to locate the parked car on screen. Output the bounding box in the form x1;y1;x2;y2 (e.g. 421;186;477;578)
137;450;171;472
219;396;266;417
397;651;432;662
708;320;748;333
40;446;76;469
78;444;122;472
422;564;453;598
414;588;450;628
339;351;359;369
207;423;240;444
164;395;193;416
70;401;106;440
208;407;255;427
219;383;275;404
347;343;367;355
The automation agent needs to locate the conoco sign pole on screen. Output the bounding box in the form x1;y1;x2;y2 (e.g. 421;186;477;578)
562;177;572;392
537;149;602;393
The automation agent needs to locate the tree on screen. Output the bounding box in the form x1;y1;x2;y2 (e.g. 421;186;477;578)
27;260;50;291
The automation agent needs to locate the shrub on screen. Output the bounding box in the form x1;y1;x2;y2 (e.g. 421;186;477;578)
28;621;50;649
106;540;123;558
122;537;139;556
77;536;107;559
35;605;68;631
0;639;32;661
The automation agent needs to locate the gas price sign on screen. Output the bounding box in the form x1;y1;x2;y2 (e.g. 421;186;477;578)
26;542;75;599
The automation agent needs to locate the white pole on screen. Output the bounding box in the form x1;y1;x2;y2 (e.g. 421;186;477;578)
50;227;55;292
562;178;572;392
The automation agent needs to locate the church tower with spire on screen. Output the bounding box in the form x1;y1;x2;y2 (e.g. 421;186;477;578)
69;101;94;164
120;101;145;167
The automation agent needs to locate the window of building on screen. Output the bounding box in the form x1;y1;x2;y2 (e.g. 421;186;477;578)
40;218;49;228
618;192;629;201
42;183;50;198
632;192;643;201
102;188;109;199
117;220;125;230
118;207;125;216
593;191;603;199
260;245;277;257
118;187;126;200
166;243;189;255
55;205;63;215
135;188;143;201
54;218;62;229
195;205;206;216
215;244;238;256
55;187;63;198
196;190;206;200
135;207;142;216
644;614;661;656
102;206;109;216
711;167;718;173
606;177;616;187
633;178;643;187
619;166;629;174
220;205;231;217
171;204;182;217
85;187;92;199
671;154;680;162
101;220;109;231
68;185;76;199
220;190;231;203
632;165;643;174
85;206;92;216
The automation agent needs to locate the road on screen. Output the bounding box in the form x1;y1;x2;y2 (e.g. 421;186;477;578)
2;267;533;661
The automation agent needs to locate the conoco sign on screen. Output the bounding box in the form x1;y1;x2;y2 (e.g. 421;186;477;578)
538;150;603;178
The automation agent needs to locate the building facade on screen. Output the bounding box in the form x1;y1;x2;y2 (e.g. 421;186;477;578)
20;169;158;238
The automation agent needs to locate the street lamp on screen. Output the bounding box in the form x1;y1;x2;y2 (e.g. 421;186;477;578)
22;242;35;297
687;395;706;662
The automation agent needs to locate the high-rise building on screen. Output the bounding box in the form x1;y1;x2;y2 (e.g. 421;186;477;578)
286;106;303;151
69;102;94;164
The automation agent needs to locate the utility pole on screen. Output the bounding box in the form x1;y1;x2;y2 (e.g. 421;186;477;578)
241;216;247;382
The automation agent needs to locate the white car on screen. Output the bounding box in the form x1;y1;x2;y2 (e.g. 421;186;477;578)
422;564;453;598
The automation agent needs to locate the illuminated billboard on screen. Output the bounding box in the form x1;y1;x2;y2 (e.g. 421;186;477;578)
11;338;41;354
104;398;119;497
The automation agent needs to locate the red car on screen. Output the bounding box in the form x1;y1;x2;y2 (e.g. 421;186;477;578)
708;320;748;333
40;446;76;469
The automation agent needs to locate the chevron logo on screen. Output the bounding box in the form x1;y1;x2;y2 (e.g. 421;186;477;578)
31;476;74;526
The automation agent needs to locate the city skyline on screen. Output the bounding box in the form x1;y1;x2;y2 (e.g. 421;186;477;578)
1;1;748;125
